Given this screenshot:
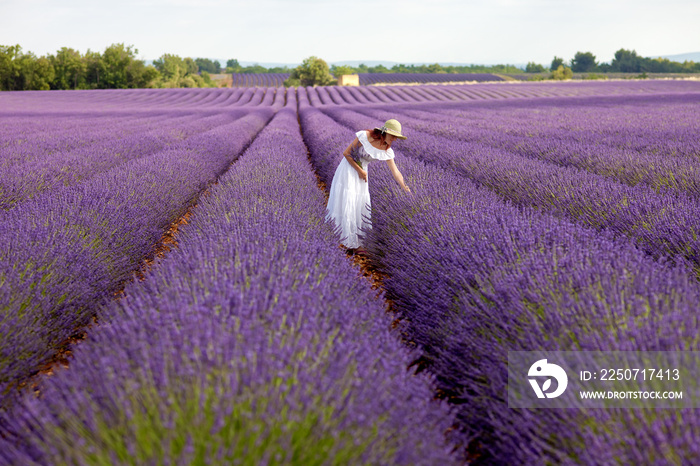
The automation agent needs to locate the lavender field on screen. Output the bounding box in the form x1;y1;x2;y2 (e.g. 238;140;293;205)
229;73;505;87
1;79;700;464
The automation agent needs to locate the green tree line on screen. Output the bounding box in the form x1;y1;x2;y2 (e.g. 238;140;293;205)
525;48;700;74
283;57;525;87
224;59;291;74
0;43;237;91
328;62;523;75
229;60;521;76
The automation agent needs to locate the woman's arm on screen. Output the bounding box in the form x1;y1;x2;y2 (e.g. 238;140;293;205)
343;137;367;182
385;159;411;192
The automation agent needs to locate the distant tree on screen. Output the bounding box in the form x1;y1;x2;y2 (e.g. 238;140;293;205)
51;47;86;89
101;44;131;88
610;48;641;72
267;66;291;73
550;56;564;71
84;50;104;88
284;56;335;87
571;51;598;72
390;63;413;73
19;52;54;90
368;64;390;73
597;62;612;73
425;63;445;73
525;62;546;73
356;63;369;73
225;59;242;73
153;54;209;88
153;54;187;81
195;58;221;74
0;45;23;90
330;64;355;77
241;64;267;74
551;65;573;80
101;44;156;89
200;71;214;85
183;57;198;75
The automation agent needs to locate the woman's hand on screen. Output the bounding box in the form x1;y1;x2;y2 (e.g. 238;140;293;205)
402;184;411;193
358;168;368;182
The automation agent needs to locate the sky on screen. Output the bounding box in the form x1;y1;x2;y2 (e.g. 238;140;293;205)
1;0;699;67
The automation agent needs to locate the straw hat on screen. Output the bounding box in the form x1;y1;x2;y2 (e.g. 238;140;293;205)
374;119;407;139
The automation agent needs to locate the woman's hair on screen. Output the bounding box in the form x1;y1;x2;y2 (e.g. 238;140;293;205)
366;128;392;149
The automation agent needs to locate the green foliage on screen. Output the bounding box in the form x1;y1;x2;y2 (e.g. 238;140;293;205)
607;48;700;73
0;46;55;91
100;44;157;89
0;45;22;90
224;58;241;74
525;62;546;73
266;65;291;73
240;64;268;74
194;57;221;74
352;62;524;74
583;73;608;80
51;47;86;90
200;71;214;85
330;64;354;77
611;49;642;72
152;54;213;88
3;43;699;91
370;64;391;73
550;56;564;71
285;56;336;87
571;51;597;72
551;65;573;80
224;58;290;75
0;43;217;90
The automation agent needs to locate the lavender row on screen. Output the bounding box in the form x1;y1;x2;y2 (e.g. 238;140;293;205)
231;72;290;87
0;114;142;158
3;81;694;117
362;92;700;161
230;73;503;87
358;73;504;85
0;107;457;465
0;109;272;401
299;103;700;463
1;112;249;209
354;93;700;196
1;111;235;167
302;80;700;107
0;87;286;113
321;105;700;277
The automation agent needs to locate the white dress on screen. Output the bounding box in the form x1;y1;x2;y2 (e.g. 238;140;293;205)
325;130;395;248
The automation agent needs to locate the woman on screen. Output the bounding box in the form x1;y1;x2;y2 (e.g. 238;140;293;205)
325;118;411;253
